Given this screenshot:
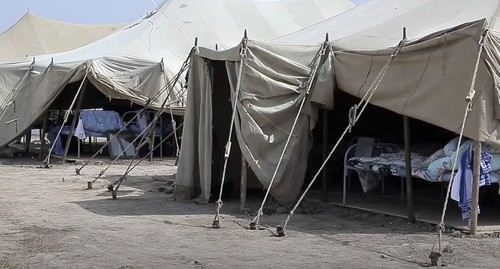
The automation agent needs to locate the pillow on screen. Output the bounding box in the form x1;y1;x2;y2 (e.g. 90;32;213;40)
420;149;446;169
483;143;500;154
443;137;459;157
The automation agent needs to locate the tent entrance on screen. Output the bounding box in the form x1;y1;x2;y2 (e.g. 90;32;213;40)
210;60;260;201
29;80;178;162
319;89;500;231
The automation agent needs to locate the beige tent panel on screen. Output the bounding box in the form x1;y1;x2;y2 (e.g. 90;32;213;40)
0;13;124;62
0;0;354;148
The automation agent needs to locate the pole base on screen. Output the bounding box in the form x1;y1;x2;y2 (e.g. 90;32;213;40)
43;161;50;169
249;221;257;230
106;185;114;192
75;168;81;175
429;252;441;267
87;181;93;190
212;219;221;229
276;225;285;237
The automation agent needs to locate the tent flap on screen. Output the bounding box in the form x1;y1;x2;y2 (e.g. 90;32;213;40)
175;41;334;205
174;54;213;203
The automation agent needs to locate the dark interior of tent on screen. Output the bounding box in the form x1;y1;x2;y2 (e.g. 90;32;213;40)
29;80;180;160
208;59;500;210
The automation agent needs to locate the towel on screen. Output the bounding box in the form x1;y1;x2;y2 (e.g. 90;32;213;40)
74;116;87;140
451;142;492;221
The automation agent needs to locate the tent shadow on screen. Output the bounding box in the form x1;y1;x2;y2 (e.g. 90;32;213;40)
71;192;215;216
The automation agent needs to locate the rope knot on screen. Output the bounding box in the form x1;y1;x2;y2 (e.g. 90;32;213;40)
437;222;446;233
348;104;358;133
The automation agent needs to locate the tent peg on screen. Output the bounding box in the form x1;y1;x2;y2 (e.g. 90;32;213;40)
215;44;218;51
276;225;285;237
403;27;407;40
194;37;198;47
325;33;329;42
244;29;248;39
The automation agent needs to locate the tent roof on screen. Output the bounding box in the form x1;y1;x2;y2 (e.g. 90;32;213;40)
0;13;124;62
0;0;355;148
26;0;355;74
277;0;500;49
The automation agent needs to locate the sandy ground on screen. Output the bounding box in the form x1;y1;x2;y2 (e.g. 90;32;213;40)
1;157;500;269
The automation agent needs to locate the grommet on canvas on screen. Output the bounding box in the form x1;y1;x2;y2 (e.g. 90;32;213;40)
212;219;220;229
249;221;257;230
276;225;285;237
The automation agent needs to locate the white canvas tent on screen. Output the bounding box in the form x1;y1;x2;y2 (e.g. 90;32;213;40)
0;13;124;62
0;0;354;148
0;13;124;104
175;0;500;204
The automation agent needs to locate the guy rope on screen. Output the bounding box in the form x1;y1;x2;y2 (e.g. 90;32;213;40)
275;37;406;237
427;30;486;267
249;38;330;230
212;33;248;229
43;67;88;168
86;50;193;193
75;55;190;176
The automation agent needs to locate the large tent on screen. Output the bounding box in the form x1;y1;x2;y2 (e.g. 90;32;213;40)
0;0;354;148
0;13;124;103
174;0;500;205
0;13;124;62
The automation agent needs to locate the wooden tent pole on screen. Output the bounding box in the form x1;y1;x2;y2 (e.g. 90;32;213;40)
25;131;31;153
240;153;248;211
62;79;88;163
404;115;415;223
322;109;329;202
39;112;48;160
470;140;481;235
401;27;415;223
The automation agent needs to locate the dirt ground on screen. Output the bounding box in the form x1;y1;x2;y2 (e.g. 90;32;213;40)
1;157;500;269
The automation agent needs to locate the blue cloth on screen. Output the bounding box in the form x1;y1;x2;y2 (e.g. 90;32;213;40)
478;149;493;186
79;110;124;137
451;142;492;221
48;110;125;156
127;110;172;137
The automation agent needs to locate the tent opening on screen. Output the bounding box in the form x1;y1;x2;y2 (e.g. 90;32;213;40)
210;60;261;201
322;89;500;223
26;80;180;161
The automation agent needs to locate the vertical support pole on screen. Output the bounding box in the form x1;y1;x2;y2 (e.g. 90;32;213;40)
240;153;248;211
149;130;155;162
404;115;415;223
62;79;88;163
25;131;31;153
401;27;415;223
470;140;481;236
322;109;329;202
39;112;48;160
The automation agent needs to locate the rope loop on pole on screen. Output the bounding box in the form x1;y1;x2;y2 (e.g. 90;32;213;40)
348;104;357;133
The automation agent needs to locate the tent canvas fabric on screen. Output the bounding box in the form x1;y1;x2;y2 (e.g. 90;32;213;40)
174;42;334;204
0;0;353;149
0;13;124;104
276;0;500;148
0;13;124;62
175;0;500;204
